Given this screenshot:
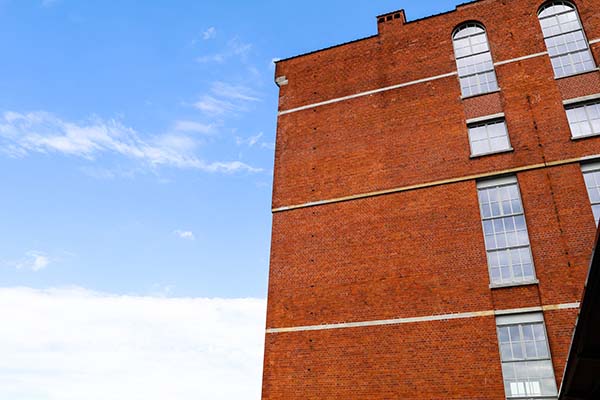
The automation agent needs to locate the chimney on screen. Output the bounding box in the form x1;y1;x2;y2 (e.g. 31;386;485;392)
376;9;406;34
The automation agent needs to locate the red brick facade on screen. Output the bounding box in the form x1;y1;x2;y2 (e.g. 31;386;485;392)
263;0;600;398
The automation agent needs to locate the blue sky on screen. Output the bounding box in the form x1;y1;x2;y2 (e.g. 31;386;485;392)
0;1;464;398
0;0;461;298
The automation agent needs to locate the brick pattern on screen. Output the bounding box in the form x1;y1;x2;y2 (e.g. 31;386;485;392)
264;0;600;399
464;91;504;120
263;318;507;400
557;70;600;101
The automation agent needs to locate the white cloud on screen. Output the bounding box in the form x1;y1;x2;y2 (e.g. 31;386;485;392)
236;132;274;150
193;96;237;116
174;230;195;240
0;287;266;400
236;132;263;147
260;142;276;150
228;37;252;58
28;253;50;271
196;37;252;64
2;251;51;272
202;27;217;40
0;111;261;174
211;82;260;102
192;83;260;117
196;53;226;64
173;120;215;135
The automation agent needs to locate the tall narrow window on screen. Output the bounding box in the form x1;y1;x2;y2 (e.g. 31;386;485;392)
566;100;600;138
496;313;558;399
538;1;596;78
582;163;600;225
477;177;536;286
453;22;499;97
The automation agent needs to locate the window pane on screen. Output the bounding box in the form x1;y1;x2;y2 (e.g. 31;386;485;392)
453;23;498;96
478;180;535;285
497;319;558;398
583;167;600;226
567;102;600;138
538;2;596;77
469;120;510;156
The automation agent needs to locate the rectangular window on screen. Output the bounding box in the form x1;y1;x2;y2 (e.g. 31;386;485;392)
566;101;600;138
496;313;558;399
477;177;536;286
582;163;600;225
468;118;512;156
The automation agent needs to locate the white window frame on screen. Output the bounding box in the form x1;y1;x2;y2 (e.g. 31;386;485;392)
538;1;596;78
582;162;600;225
565;100;600;139
452;22;499;98
467;115;513;157
496;313;558;400
477;176;538;288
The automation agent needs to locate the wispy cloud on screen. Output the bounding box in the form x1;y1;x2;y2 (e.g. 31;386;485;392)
0;111;261;174
193;96;237;116
2;251;51;272
0;287;265;400
174;230;195;241
202;27;217;40
236;132;263;147
196;37;252;64
173;120;215;135
193;82;260;117
236;132;275;150
195;54;226;64
211;82;260;102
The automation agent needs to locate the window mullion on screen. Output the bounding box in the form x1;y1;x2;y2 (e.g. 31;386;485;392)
543;27;583;40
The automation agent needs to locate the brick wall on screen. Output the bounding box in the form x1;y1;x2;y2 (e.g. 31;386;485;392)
263;0;600;398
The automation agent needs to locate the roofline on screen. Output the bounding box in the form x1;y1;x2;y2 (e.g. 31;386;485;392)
275;0;485;65
376;8;405;19
274;35;378;64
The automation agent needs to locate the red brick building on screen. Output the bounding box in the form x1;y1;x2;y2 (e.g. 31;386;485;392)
262;1;600;398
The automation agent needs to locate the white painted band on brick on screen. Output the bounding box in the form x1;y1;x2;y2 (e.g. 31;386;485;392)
277;50;558;116
493;51;548;66
277;40;600;116
273;154;600;213
563;93;600;105
265;302;580;334
466;112;505;125
278;71;458;116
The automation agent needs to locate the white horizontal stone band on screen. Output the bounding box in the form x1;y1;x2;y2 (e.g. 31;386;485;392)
466;112;506;125
273;153;600;213
278;71;458;116
563;93;600;105
493;51;548;67
277;42;600;116
266;302;580;334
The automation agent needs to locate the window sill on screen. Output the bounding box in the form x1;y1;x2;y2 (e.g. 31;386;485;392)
555;68;600;80
461;89;501;101
489;279;539;290
571;133;600;141
470;148;514;159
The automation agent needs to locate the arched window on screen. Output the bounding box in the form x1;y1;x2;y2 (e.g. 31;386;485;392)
538;1;596;77
453;23;499;97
